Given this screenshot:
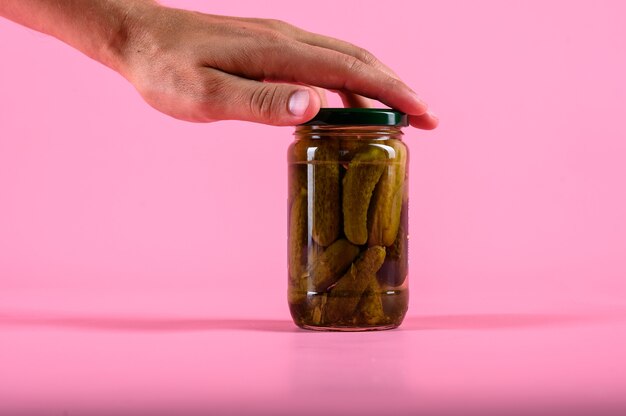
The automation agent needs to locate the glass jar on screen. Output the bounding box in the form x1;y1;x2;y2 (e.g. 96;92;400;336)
287;108;409;331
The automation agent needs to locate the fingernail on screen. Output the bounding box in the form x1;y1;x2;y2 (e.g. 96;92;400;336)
288;90;310;117
428;110;438;120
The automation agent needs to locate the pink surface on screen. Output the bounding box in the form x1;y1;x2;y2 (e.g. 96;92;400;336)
1;0;626;415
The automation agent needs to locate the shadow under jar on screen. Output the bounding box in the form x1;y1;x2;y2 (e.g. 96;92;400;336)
288;109;409;331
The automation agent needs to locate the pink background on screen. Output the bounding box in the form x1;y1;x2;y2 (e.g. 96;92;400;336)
1;1;626;415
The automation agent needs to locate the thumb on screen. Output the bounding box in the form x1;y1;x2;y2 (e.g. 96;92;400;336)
209;72;320;125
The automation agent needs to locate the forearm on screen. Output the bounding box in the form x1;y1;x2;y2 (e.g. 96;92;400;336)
0;0;157;72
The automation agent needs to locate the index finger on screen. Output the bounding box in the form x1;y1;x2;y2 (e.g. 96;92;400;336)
242;40;428;116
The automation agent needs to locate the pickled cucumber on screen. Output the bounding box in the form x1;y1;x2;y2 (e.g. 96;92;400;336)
311;143;341;246
323;246;386;324
288;164;307;207
288;192;307;283
368;144;407;247
377;196;408;287
356;277;386;325
288;140;309;207
343;146;388;245
309;293;328;326
307;238;359;292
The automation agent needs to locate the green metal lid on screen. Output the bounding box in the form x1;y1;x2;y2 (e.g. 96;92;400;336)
300;108;408;127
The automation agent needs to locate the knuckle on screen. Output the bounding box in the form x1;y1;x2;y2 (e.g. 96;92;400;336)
195;75;233;120
247;18;293;34
355;47;378;66
260;28;287;45
266;18;288;30
257;34;297;64
200;76;229;101
344;55;365;74
382;76;404;94
387;76;404;89
250;85;283;123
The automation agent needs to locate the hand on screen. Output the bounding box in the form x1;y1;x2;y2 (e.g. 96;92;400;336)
119;5;438;128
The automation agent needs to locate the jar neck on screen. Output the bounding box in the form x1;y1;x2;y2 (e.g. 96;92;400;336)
295;125;404;140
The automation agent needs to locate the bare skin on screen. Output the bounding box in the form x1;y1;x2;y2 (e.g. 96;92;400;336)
0;0;438;128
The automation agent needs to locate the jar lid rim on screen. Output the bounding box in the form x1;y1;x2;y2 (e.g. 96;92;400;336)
299;108;408;127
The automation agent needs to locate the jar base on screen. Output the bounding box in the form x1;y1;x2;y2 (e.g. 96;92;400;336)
288;289;408;331
297;323;400;332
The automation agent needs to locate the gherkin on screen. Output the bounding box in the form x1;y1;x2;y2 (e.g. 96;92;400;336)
288;164;307;208
323;246;386;324
311;141;341;246
306;238;359;292
356;277;386;325
309;293;328;326
288;192;308;305
377;197;408;287
287;139;308;207
368;143;407;247
342;146;387;245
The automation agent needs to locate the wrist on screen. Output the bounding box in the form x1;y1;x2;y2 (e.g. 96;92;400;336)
103;0;162;76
